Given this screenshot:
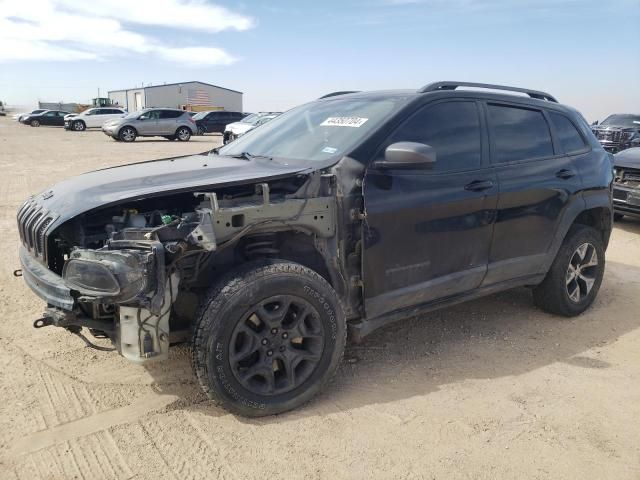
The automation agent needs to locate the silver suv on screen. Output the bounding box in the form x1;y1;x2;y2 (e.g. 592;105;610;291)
102;108;196;142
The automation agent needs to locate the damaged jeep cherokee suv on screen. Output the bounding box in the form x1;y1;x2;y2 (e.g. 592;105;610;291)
17;82;613;416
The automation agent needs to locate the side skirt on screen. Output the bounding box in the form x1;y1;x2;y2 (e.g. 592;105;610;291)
348;273;545;343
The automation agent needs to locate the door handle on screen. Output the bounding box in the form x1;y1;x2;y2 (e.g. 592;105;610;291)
464;180;494;192
556;169;576;179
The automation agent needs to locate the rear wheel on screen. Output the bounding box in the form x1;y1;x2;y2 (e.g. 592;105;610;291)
30;119;40;127
191;260;346;417
533;225;605;316
73;120;86;131
613;213;624;221
197;126;205;136
119;126;136;142
176;127;191;142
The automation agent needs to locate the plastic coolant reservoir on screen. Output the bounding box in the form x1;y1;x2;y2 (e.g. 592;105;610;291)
118;273;179;363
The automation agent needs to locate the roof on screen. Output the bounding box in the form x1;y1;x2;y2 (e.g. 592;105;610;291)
108;81;242;95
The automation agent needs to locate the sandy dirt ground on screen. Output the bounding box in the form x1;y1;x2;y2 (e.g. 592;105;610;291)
0;117;639;480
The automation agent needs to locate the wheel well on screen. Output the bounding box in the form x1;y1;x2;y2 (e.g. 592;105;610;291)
571;207;612;247
74;119;85;125
235;231;333;286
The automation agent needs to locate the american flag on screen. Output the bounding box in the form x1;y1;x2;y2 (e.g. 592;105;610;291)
187;88;212;106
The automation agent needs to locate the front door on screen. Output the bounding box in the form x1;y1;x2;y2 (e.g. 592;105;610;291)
362;100;497;319
137;110;161;135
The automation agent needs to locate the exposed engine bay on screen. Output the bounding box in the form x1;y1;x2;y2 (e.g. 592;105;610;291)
34;172;346;362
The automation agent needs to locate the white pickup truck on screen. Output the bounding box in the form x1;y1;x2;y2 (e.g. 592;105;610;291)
64;107;127;131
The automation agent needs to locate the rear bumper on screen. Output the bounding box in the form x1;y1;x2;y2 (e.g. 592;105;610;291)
613;185;640;218
19;245;74;310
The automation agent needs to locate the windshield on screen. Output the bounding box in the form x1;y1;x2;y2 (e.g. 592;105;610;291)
239;113;261;124
601;114;640;128
125;110;144;119
217;97;407;162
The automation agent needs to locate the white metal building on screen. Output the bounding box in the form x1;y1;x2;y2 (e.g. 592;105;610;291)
108;81;243;112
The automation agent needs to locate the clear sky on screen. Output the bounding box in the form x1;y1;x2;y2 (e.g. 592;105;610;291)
1;0;638;121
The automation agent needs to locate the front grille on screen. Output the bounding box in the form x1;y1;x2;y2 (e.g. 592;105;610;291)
17;198;56;262
595;130;623;143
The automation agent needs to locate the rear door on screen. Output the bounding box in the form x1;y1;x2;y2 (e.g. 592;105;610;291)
362;99;498;319
158;110;183;134
100;109;125;126
483;102;585;284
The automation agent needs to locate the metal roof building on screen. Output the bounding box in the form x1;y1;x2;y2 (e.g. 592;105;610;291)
108;81;243;112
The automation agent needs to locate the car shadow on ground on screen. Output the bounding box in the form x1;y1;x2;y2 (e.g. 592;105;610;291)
142;252;640;422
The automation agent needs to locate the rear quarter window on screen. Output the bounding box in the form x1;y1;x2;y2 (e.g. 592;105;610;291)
548;111;588;154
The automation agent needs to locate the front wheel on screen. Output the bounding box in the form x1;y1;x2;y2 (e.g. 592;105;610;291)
613;213;624;221
119;126;136;142
73;120;86;131
533;225;605;316
191;260;346;417
197;126;205;136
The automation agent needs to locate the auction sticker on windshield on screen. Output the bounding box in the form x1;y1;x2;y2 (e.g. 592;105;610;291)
320;117;368;128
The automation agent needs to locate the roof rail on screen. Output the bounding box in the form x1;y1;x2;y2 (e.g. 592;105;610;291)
318;91;360;99
418;81;558;103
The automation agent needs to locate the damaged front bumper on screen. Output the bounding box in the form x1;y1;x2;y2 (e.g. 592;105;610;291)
19;245;74;310
20;243;175;363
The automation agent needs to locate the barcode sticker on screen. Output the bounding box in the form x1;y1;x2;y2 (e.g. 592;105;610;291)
320;117;368;128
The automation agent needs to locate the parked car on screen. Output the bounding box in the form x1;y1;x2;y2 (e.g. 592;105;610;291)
591;114;640;153
64;107;127;131
101;108;196;142
16;109;47;122
17;81;612;417
223;112;281;144
21;110;70;127
612;147;640;220
193;110;247;136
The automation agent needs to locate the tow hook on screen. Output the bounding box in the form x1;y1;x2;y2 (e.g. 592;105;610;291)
33;316;54;328
13;269;22;277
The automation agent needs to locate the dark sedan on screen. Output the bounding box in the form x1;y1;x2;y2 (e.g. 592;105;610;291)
613;147;640;220
21;110;70;127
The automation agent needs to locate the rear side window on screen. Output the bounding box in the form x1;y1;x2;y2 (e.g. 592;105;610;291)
160;110;182;119
488;104;553;163
548;111;587;154
385;101;482;172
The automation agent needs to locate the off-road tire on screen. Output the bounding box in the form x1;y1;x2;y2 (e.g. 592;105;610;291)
533;225;605;316
73;120;86;131
176;127;191;142
118;126;136;142
191;260;346;417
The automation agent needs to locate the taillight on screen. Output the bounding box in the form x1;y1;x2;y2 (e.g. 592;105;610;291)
189;117;196;123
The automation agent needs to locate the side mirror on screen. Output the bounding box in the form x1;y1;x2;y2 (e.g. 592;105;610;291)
375;142;437;170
